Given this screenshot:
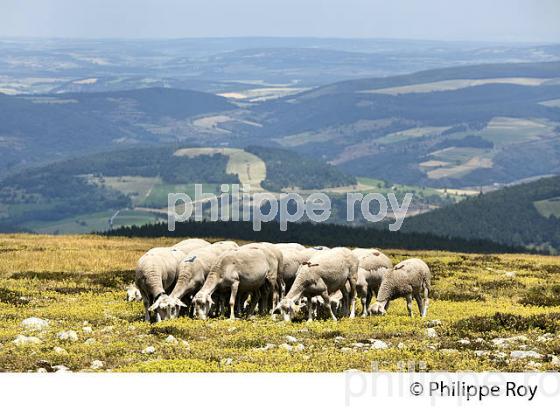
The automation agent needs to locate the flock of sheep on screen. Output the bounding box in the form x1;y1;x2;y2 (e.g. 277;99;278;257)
130;238;432;323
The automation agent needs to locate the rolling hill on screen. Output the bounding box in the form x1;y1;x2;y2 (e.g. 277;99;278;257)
0;145;360;233
246;61;560;188
0;87;235;172
400;176;560;253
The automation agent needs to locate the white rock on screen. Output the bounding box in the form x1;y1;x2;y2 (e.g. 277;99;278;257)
340;347;353;353
280;343;293;351
57;330;78;342
82;326;93;334
53;365;70;373
352;342;365;348
53;346;67;355
21;317;49;332
181;340;190;348
474;350;489;357
370;340;389;349
294;343;305;351
441;349;459;354
493;352;508;360
427;319;442;328
427;328;438;338
221;358;233;366
537;333;555;343
334;336;345;343
550;356;560;366
285;335;298;343
458;338;471;346
492;335;528;348
13;335;42;345
84;338;96;345
256;343;276;351
510;350;543;360
90;360;104;370
504;271;517;278
142;346;156;354
527;361;542;369
36;368;48;373
397;342;406;349
165;335;178;344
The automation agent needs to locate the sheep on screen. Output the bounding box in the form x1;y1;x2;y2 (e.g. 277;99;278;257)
369;258;431;317
241;242;283;312
193;247;271;320
135;247;188;322
165;242;236;318
274;247;359;322
172;238;211;254
274;243;305;251
277;246;328;295
125;284;142;302
353;249;393;316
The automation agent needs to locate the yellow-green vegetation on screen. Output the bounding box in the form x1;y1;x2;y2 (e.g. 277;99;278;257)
1;234;560;373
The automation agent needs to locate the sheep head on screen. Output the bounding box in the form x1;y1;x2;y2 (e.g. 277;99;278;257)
368;301;388;316
274;299;296;322
126;286;142;302
149;294;187;321
193;294;213;320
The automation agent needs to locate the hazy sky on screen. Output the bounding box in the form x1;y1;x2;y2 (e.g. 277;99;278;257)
1;0;559;42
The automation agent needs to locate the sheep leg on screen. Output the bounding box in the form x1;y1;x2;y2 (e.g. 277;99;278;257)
421;288;429;317
320;291;337;321
228;282;239;320
364;289;373;317
414;293;424;317
405;294;413;317
307;299;314;322
348;277;357;319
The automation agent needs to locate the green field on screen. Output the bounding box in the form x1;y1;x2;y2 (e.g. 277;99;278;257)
534;197;560;218
2;235;560;372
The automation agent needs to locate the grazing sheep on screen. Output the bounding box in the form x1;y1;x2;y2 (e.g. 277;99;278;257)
125;284;142;302
173;238;211;255
353;249;393;316
277;246;328;295
241;242;283;312
210;240;239;252
274;247;359;322
166;243;235;318
369;258;431;317
274;243;306;251
135;247;188;322
193;247;271;320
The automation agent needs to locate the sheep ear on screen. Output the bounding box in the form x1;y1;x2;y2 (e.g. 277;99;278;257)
148;299;160;312
175;298;188;308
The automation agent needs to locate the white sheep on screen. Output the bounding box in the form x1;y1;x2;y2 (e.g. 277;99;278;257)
241;242;283;312
165;242;235;318
369;258;431;317
172;238;211;254
135;247;188;322
276;246;328;295
193;247;272;320
274;247;359;322
353;249;393;316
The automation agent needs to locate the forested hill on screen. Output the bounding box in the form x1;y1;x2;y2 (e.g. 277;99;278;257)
105;220;523;254
401;176;560;253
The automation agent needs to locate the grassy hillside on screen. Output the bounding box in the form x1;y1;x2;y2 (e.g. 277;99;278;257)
249;62;560;188
0;88;235;172
0;145;367;233
401;176;560;253
1;235;560;372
